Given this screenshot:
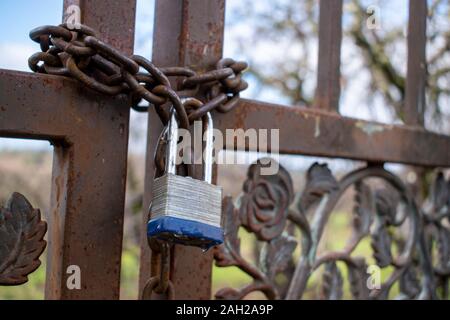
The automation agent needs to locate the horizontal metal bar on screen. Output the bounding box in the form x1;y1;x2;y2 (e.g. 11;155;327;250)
0;69;127;140
215;99;450;168
3;70;447;169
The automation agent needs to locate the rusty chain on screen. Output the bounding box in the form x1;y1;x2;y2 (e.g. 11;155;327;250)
28;23;248;130
28;23;248;300
141;237;174;300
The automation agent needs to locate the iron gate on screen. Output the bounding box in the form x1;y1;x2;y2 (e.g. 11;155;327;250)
0;0;449;299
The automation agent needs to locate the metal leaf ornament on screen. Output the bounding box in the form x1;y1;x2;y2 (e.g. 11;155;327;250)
347;258;370;299
321;262;343;300
298;162;338;213
370;188;398;268
214;196;241;267
239;158;294;241
431;172;449;214
259;234;297;279
0;193;47;285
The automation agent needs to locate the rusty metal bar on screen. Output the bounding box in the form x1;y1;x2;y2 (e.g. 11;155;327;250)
140;0;225;299
0;0;136;299
404;0;427;126
314;0;343;112
0;70;130;299
139;109;163;299
63;0;136;54
215;99;450;167
49;0;135;299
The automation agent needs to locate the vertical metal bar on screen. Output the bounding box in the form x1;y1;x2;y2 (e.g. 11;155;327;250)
139;109;163;297
404;1;429;272
0;71;132;300
44;0;136;299
404;0;427;126
314;0;343;112
140;0;225;299
63;0;136;54
46;114;130;300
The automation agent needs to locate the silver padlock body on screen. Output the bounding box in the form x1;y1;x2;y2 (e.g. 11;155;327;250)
152;173;222;226
148;173;223;248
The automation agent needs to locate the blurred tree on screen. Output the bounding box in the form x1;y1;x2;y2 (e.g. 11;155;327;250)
228;0;318;106
227;0;450;132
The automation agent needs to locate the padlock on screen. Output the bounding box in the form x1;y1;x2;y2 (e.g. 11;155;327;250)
147;109;223;249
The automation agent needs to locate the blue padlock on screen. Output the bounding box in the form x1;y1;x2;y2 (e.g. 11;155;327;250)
147;109;223;249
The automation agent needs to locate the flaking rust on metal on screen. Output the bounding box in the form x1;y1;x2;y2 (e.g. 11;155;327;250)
355;121;388;136
314;116;321;138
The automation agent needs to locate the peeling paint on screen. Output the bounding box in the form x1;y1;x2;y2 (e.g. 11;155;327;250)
355;121;386;136
314;116;321;138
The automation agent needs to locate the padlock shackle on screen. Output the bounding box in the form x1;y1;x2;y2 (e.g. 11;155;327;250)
203;112;213;184
165;108;214;183
165;109;178;175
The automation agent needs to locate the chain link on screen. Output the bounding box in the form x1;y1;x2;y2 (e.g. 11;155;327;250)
141;238;173;299
28;23;248;130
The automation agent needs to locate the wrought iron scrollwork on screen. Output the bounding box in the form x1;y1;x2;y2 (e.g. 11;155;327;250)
214;158;449;300
423;172;450;297
0;193;47;285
